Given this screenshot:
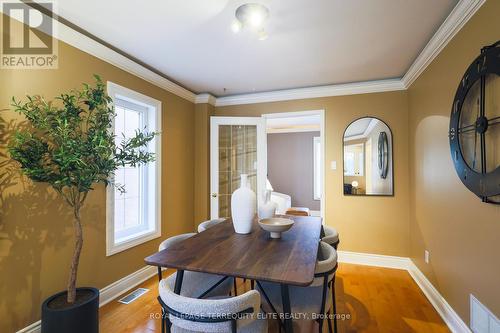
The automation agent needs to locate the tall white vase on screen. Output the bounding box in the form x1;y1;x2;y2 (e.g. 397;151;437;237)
231;174;256;234
258;189;277;219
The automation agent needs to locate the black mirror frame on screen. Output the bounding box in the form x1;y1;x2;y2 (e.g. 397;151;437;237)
342;116;395;197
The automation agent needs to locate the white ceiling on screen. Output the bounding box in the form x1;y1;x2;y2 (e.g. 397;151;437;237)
52;0;458;97
344;118;377;138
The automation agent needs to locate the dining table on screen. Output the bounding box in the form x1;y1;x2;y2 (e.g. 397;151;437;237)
144;215;323;333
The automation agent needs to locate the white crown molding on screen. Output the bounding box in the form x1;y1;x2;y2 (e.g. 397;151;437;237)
2;0;486;107
401;0;486;88
15;266;158;333
213;79;406;107
0;1;197;103
195;93;217;106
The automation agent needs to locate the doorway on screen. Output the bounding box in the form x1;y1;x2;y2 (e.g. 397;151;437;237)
209;110;325;220
263;110;325;219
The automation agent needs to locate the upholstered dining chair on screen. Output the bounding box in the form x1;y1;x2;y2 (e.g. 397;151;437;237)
158;233;234;333
322;225;340;250
197;218;226;232
197;218;242;296
158;233;233;298
158;274;268;333
256;241;338;333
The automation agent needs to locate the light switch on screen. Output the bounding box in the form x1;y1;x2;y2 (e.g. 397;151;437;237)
330;161;337;170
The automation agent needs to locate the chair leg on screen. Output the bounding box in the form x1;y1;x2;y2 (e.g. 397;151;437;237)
327;309;333;333
161;309;165;333
233;277;238;296
250;279;255;290
318;318;323;333
332;279;337;333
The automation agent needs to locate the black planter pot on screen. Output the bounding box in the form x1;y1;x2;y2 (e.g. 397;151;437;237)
41;287;99;333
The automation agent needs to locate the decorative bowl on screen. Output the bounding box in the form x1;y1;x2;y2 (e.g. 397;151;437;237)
258;218;294;239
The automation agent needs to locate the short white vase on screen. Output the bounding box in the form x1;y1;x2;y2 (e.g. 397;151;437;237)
231;174;256;234
258;189;276;219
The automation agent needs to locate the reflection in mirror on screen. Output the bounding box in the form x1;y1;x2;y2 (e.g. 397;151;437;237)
343;117;393;196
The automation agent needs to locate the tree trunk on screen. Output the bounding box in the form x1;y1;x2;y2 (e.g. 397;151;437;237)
67;203;83;303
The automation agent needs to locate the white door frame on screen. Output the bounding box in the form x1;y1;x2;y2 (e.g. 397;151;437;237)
262;110;326;221
210;117;267;219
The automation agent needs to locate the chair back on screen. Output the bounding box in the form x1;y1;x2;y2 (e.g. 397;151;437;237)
159;233;196;251
159;274;260;332
310;241;338;287
197;218;225;232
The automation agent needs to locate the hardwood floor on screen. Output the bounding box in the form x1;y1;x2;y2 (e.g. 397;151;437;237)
99;264;450;333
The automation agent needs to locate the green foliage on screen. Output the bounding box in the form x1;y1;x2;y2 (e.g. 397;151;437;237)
8;75;157;208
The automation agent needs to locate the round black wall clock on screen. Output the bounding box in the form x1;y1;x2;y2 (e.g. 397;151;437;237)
378;131;389;179
449;41;500;204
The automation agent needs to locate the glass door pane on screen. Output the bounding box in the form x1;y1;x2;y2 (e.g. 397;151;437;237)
218;124;258;217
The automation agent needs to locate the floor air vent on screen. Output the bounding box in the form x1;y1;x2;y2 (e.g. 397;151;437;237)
118;288;149;304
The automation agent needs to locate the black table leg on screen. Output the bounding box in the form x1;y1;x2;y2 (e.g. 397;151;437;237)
281;283;293;333
174;270;184;294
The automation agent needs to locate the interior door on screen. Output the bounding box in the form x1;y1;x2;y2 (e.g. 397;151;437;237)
210;117;267;219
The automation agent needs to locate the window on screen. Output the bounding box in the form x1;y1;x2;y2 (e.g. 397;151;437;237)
106;82;161;256
313;136;322;200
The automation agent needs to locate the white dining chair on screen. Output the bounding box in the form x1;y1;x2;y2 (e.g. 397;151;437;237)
322;225;340;249
197;218;226;233
158;274;268;333
256;241;338;333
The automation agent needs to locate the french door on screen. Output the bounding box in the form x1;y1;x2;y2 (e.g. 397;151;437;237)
210;117;267;219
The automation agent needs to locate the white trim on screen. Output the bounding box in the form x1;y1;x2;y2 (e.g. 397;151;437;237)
215;79;405;106
337;250;412;270
15;266;159;333
106;81;162;256
1;1;485;106
267;126;320;134
336;251;471;333
195;93;217;106
407;261;472;333
0;1;196;102
401;0;486;88
210;117;267;219
313;136;322;201
1;0;485;106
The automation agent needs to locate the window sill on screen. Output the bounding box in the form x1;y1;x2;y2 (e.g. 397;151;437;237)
106;229;161;257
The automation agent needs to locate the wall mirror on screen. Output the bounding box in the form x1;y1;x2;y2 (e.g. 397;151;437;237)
343;117;394;196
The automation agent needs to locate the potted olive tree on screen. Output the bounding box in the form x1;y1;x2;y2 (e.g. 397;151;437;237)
8;76;157;333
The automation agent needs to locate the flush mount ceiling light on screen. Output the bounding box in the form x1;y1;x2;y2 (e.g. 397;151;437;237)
231;3;269;40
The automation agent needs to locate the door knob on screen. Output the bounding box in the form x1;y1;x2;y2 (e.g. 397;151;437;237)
211;193;218;198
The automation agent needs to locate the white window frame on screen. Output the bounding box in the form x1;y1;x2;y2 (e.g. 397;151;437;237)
106;81;162;256
313;136;321;200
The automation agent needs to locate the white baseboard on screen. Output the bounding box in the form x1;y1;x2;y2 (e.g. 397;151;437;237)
16;266;158;333
18;252;471;333
337;250;412;270
338;251;470;333
407;262;472;333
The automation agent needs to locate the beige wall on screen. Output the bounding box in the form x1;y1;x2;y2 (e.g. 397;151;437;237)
407;0;500;323
0;28;196;331
212;91;411;257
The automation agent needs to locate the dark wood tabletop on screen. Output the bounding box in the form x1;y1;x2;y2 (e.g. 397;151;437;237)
145;215;322;286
